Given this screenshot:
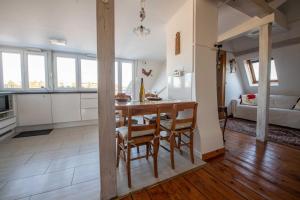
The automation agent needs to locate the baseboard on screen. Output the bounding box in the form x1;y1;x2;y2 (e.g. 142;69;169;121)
16;120;98;133
202;147;225;161
53;120;98;129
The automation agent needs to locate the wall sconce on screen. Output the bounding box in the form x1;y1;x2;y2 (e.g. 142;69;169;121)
229;58;237;73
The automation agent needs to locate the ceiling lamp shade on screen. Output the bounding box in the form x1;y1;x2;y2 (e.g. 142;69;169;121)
133;25;151;37
133;0;150;37
49;39;67;46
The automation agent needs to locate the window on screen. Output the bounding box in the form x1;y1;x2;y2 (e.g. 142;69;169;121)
121;62;133;94
56;56;76;88
80;59;97;89
115;61;119;94
27;54;46;89
245;59;278;85
114;60;134;95
2;52;22;88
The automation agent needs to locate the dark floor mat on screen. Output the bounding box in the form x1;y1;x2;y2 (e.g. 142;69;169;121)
220;118;300;149
13;129;53;138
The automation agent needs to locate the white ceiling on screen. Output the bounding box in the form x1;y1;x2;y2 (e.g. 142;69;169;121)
0;0;187;61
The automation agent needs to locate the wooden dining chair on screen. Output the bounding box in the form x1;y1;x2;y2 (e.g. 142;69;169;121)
159;102;198;169
116;105;160;188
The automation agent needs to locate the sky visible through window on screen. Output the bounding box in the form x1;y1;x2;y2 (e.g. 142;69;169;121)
28;54;46;88
1;52;134;92
115;62;118;94
2;52;22;88
252;60;278;81
56;57;76;88
121;62;133;94
81;59;97;88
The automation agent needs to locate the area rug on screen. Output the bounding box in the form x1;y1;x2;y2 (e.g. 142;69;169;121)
13;129;53;138
221;118;300;149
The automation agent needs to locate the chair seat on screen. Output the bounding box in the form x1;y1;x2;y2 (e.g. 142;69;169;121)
144;114;168;121
115;117;138;127
117;126;156;140
160;119;192;130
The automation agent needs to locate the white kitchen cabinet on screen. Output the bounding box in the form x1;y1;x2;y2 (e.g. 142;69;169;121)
51;94;81;123
16;94;52;126
81;98;98;109
81;93;97;99
81;108;98;120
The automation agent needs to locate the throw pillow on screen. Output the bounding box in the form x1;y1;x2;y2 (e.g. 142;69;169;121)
241;94;257;106
293;98;300;111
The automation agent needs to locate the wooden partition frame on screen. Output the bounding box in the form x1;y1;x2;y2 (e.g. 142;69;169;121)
96;0;117;199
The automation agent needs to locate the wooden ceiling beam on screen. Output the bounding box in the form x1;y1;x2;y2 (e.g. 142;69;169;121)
227;0;274;18
217;10;287;43
268;0;287;9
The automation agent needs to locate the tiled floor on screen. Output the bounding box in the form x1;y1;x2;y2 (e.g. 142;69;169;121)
0;125;205;200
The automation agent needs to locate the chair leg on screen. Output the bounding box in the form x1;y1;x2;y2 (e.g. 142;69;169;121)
170;132;176;169
127;143;132;188
178;133;183;155
223;115;227;143
189;130;194;164
116;135;121;167
146;143;150;160
153;138;159;178
122;140;126;162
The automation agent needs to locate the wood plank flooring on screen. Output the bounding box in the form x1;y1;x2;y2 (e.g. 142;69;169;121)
120;130;300;200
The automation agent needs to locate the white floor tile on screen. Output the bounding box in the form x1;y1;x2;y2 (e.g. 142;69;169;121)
0;161;51;182
72;163;99;184
0;169;74;200
46;152;98;173
0;125;205;199
30;180;100;200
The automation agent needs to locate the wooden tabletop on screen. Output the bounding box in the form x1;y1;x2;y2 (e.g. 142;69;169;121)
115;99;195;110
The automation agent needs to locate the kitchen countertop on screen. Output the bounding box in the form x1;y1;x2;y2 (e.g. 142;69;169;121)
0;91;97;95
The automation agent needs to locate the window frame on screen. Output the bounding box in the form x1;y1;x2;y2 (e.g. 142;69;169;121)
53;53;79;91
24;51;49;90
78;55;98;90
246;58;278;85
115;58;136;97
0;48;24;91
0;45;136;93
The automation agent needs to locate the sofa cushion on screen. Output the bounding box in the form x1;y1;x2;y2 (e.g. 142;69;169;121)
269;95;299;109
160;119;192;130
241;94;257;106
117;126;155;140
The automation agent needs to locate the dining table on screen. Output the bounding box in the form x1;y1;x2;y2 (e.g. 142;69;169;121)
115;99;195;110
115;99;195;126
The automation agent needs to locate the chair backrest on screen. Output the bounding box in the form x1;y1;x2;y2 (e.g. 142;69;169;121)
127;105;159;140
171;102;198;130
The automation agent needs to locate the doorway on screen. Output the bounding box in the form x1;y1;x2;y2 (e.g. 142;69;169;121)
217;50;226;118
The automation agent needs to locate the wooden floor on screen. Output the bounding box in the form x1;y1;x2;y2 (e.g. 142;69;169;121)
120;130;300;200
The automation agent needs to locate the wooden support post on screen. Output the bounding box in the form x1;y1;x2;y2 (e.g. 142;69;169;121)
256;23;272;142
96;0;117;199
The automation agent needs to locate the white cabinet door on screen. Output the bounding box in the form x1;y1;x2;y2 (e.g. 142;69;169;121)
17;94;52;126
51;94;81;123
81;99;98;109
81;108;98;120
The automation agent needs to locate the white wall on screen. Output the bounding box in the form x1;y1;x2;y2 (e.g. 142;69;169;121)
225;53;245;114
166;0;194;101
166;0;194;75
237;43;300;96
135;60;167;99
194;0;224;155
165;0;224;156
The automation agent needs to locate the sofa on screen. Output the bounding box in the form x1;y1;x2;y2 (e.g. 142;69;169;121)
231;95;300;129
